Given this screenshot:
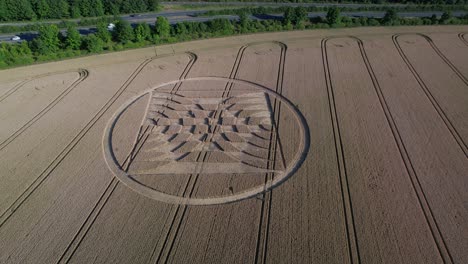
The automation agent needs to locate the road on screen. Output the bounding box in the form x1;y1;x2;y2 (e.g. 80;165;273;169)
161;1;410;7
0;0;455;28
1;11;466;43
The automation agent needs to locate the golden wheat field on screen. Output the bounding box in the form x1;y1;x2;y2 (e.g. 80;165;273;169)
0;26;467;264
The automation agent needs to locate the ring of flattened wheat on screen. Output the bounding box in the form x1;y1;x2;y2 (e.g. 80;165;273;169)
103;77;310;205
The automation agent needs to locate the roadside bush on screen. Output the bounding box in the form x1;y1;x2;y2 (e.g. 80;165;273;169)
33;24;61;55
64;25;82;50
82;34;104;53
2;11;468;70
113;20;134;44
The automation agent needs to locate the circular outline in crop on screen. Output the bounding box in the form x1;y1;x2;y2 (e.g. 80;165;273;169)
102;77;310;205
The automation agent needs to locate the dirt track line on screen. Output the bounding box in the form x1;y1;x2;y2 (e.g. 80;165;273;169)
321;37;361;264
399;33;467;85
355;36;454;264
0;69;84;103
152;46;246;264
0;53;182;229
195;47;253;261
58;53;197;264
59;127;153;263
255;41;287;264
458;33;468;47
0;80;29;102
152;41;289;264
0;69;89;151
392;34;468;157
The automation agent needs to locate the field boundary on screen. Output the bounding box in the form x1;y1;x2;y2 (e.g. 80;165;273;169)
356;36;454;264
392;34;468;156
321;37;361;264
0;69;89;151
57;52;197;264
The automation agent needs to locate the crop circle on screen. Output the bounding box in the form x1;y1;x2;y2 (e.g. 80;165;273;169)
103;77;309;205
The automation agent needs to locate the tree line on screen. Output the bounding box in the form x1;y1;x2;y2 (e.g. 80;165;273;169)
0;0;160;21
201;4;468;17
165;0;467;4
1;8;467;69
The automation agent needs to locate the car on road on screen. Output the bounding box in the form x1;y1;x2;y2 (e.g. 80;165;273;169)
11;36;21;41
130;14;141;18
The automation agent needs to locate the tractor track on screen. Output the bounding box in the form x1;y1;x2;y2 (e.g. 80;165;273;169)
323;35;455;264
0;69;85;103
458;33;468;46
321;37;361;264
0;52;194;231
255;41;287;264
57;52;197;264
151;41;288;264
393;34;468;157
0;69;89;151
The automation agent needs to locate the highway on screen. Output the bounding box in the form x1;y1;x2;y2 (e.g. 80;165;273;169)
1;10;466;43
160;1;410;7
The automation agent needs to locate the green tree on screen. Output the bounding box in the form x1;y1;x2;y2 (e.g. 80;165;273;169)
33;0;50;19
79;0;92;17
0;0;8;21
430;14;438;24
34;24;61;55
134;23;151;42
82;34;104;53
238;12;251;33
0;42;34;67
208;18;234;36
294;6;308;25
4;0;36;21
65;25;81;50
326;7;341;25
48;0;69;19
146;0;160;12
382;9;398;25
70;2;81;18
131;0;147;13
113;20;134;43
440;11;452;24
95;0;105;17
284;7;295;25
155;16;170;39
96;21;111;43
174;22;187;37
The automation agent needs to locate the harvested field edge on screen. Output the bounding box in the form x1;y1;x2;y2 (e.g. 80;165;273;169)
392;34;468;157
323;36;454;264
0;52;192;229
57;52;197;264
255;41;287;264
0;69;89;151
458;33;468;46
